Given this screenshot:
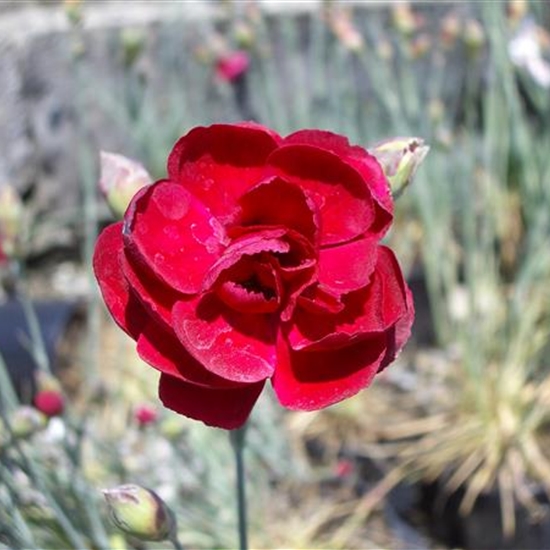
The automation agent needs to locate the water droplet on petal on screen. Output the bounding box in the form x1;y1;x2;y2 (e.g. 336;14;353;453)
152;185;190;220
162;225;180;241
154;253;165;266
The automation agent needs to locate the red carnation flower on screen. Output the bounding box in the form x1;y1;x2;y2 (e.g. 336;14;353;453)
93;123;414;430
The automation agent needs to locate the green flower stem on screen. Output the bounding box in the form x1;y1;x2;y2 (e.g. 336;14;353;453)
229;425;248;550
15;448;89;550
18;287;51;374
169;533;185;550
0;465;40;549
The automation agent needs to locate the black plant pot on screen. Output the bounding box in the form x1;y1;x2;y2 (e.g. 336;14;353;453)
407;268;436;347
422;481;550;550
0;298;85;404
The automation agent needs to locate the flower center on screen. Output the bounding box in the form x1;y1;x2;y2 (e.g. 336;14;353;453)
213;254;281;314
237;274;277;300
203;228;318;316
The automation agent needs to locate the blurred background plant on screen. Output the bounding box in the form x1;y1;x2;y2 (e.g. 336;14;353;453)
2;0;550;548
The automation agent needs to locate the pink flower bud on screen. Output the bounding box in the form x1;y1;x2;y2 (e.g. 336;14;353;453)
33;371;64;417
215;51;250;82
99;152;152;219
34;390;64;418
134;404;158;427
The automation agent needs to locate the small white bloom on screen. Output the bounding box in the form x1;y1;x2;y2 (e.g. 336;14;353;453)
508;18;550;88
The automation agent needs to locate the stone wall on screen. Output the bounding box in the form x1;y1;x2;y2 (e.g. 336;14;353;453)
0;3;221;222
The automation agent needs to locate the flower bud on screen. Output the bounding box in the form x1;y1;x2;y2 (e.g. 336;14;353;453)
103;484;176;542
440;13;462;49
409;33;431;60
233;21;255;49
63;0;83;26
392;3;417;36
215;50;250;83
134;403;158;427
120;28;146;68
507;0;528;26
109;534;128;550
34;390;64;418
99;152;152;219
10;406;47;439
0;185;24;264
463;19;485;57
370;137;430;197
328;8;364;53
34;372;64;418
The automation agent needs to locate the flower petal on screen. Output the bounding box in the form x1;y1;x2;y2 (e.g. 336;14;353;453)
272;333;387;411
377;270;415;373
92;223;149;338
318;236;378;295
283;129;393;236
396;282;415;351
287;246;412;351
267;144;375;245
159;373;264;429
297;284;345;315
167;123;281;221
123;180;226;294
234;176;319;243
120;250;181;329
172;293;277;383
137;321;239;388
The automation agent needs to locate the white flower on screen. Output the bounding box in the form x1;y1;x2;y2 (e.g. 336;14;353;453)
508;18;550;89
